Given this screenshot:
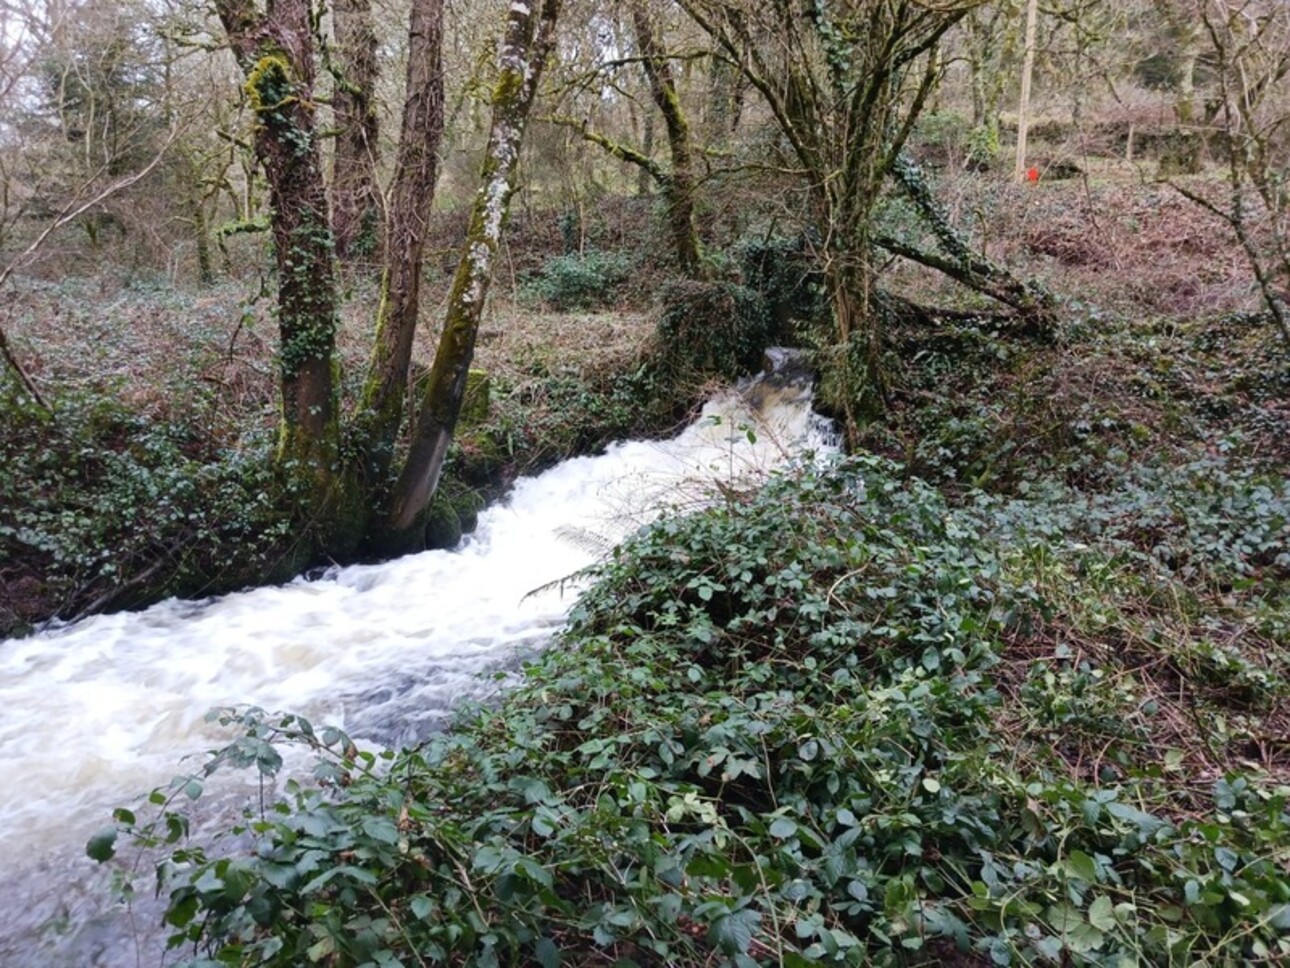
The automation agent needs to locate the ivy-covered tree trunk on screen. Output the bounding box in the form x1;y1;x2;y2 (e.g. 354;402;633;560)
631;0;702;277
387;0;561;536
331;0;382;260
215;0;340;504
353;0;446;487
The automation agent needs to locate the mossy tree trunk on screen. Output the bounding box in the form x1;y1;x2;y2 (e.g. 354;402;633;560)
631;0;703;277
331;0;382;261
215;0;340;510
352;0;447;489
387;0;561;536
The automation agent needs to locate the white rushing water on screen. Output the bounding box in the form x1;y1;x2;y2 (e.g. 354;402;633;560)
0;356;835;966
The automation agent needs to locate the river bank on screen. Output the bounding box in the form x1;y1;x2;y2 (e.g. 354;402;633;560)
100;445;1289;965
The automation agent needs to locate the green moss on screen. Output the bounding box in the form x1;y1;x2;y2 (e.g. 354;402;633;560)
422;491;462;549
460;369;491;427
244;53;294;115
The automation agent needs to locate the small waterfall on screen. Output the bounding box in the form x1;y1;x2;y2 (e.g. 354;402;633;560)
0;354;836;966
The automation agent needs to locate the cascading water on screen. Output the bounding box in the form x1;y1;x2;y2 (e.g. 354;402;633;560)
0;354;836;966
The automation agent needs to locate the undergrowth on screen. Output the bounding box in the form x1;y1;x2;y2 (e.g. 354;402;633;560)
96;455;1289;966
0;373;301;633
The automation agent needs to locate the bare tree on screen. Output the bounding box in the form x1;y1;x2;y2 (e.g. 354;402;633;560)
630;0;702;275
1171;0;1290;348
353;0;447;487
330;0;382;261
677;0;985;432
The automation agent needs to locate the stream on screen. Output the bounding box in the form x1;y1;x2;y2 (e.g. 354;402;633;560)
0;354;835;966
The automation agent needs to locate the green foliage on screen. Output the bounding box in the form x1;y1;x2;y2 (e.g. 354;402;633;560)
523;250;635;311
101;456;1288;966
0;372;300;631
735;234;826;332
650;280;772;386
454;358;669;489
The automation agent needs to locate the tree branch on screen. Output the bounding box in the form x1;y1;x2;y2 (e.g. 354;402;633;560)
541;114;668;184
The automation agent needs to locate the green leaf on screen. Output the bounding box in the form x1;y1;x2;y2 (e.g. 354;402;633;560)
535;936;560;968
516;857;553;888
769;817;798;838
1068;921;1105;954
86;826;117;863
1064;849;1098;883
306;935;335;962
1046;903;1082;933
711;908;760;954
1087;895;1116;931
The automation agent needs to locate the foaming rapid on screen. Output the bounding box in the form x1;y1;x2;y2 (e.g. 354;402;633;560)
0;353;836;966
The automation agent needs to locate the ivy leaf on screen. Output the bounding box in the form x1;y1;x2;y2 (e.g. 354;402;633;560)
86;826;117;863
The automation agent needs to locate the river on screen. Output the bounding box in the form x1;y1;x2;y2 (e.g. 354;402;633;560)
0;355;835;966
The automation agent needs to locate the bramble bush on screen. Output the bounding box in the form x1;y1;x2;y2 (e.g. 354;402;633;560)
522;250;635;311
97;456;1289;967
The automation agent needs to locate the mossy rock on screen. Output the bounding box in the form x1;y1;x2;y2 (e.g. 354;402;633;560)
421;478;486;550
423;492;463;550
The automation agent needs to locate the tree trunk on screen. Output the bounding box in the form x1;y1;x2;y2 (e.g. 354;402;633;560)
1014;0;1039;182
216;0;340;503
1160;22;1205;177
639;114;655;196
353;0;446;487
387;0;561;536
632;0;702;276
331;0;382;261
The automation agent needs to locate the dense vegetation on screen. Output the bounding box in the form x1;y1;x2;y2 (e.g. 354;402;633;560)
0;0;1286;962
100;449;1288;965
90;298;1289;965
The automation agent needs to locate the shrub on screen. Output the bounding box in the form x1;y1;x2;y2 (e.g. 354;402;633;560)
0;372;298;633
523;250;634;311
735;233;826;334
649;280;772;387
